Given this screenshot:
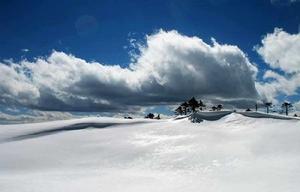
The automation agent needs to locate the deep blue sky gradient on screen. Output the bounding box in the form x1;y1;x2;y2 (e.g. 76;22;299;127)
0;0;300;114
1;0;299;66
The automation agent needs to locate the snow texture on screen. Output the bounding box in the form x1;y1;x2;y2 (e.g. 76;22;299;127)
0;113;300;192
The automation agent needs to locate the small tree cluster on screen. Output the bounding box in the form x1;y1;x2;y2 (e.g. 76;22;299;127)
145;113;154;119
252;101;295;116
145;113;161;119
211;104;223;111
175;97;206;115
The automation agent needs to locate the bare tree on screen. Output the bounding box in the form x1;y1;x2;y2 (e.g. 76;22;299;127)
282;102;292;116
265;102;272;114
155;114;161;120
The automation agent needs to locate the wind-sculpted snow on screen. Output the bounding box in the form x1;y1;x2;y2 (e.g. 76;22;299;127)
0;117;152;143
238;111;297;120
189;111;233;122
0;114;300;192
3;121;151;143
188;111;299;123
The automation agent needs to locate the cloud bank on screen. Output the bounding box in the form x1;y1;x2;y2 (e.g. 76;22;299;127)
0;30;259;112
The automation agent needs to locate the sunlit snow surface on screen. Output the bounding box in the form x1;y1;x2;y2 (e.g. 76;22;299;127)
1;113;300;192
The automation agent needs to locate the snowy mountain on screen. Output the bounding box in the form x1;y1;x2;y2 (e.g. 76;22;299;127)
0;112;300;192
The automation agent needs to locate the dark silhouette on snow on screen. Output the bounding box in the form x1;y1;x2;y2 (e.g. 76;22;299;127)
175;98;206;115
282;102;293;116
181;102;189;115
217;104;223;111
175;106;184;115
188;97;199;113
155;114;161;120
124;116;133;119
211;106;217;111
210;105;222;111
145;113;154;119
173;97;299;121
265;102;272;114
199;100;206;111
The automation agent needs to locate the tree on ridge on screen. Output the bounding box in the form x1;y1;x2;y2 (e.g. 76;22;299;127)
265;102;272;114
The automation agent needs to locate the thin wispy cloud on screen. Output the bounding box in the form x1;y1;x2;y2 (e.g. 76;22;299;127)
21;49;30;52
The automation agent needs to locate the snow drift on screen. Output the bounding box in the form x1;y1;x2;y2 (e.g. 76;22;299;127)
0;114;300;192
189;111;233;122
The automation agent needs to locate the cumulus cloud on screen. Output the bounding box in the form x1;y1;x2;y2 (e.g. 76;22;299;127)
256;71;300;102
0;30;258;112
0;62;40;106
255;28;300;102
256;28;300;73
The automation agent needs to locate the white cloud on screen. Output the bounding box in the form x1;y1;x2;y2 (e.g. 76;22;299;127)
256;28;300;73
256;71;300;102
255;28;300;103
0;62;40;106
0;30;258;112
21;49;30;52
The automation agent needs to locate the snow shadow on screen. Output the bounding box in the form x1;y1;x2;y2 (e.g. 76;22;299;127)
190;111;232;122
238;111;297;120
3;121;148;143
188;111;299;123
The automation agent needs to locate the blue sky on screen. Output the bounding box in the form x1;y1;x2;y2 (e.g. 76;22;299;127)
0;0;300;118
1;0;299;64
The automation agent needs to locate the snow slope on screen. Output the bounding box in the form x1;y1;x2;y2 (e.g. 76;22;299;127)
1;114;300;192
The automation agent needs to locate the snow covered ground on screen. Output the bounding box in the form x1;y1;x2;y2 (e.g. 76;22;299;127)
1;113;300;192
